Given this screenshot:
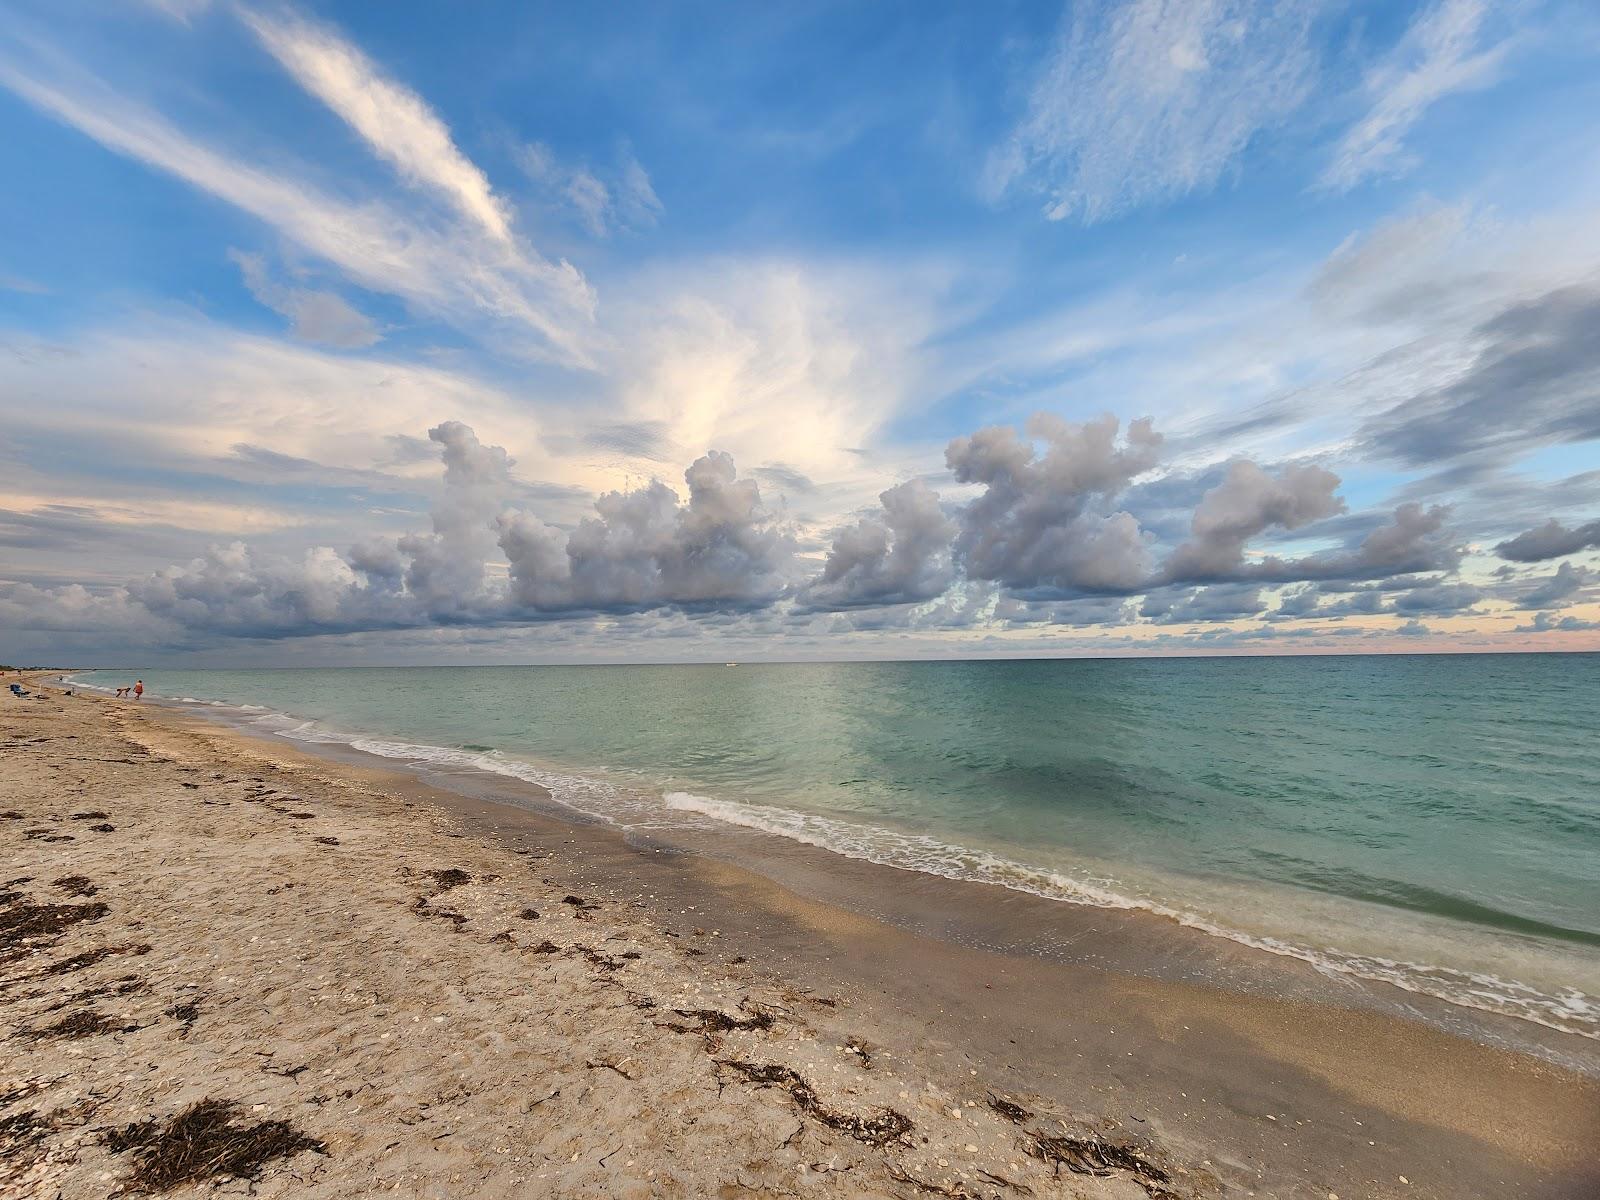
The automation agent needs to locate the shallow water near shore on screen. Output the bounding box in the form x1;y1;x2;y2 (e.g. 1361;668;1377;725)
72;654;1600;1053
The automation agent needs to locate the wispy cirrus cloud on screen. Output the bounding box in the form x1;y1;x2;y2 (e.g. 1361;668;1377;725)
986;0;1320;222
239;6;514;244
1321;0;1513;191
0;36;596;365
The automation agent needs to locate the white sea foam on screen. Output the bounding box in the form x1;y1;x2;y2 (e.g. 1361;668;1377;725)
662;789;1600;1043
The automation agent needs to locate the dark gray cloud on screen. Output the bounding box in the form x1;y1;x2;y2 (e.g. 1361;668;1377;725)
1496;517;1600;562
1363;283;1600;467
1140;583;1269;625
801;480;954;610
947;413;1161;594
1515;611;1600;633
1391;581;1484;615
1516;561;1590;610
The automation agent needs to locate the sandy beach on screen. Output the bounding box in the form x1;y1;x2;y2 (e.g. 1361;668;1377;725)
3;676;1597;1199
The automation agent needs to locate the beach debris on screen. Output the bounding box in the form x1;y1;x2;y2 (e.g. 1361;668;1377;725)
561;894;599;917
51;875;98;897
843;1037;876;1069
89;823;116;832
986;1094;1033;1124
103;1098;326;1193
667;1004;777;1037
166;999;201;1033
14;1008;140;1041
717;1060;913;1146
70;811;110;820
518;907;540;920
585;1058;635;1080
0;1108;51;1192
886;1164;986;1197
22;829;72;843
531;940;562;954
422;868;472;894
1022;1128;1173;1197
1;899;109;961
314;836;340;846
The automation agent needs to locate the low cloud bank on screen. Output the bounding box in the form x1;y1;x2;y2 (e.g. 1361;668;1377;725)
3;412;1594;649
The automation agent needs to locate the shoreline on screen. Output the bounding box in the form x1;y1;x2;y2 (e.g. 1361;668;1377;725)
77;669;1600;1069
5;676;1599;1198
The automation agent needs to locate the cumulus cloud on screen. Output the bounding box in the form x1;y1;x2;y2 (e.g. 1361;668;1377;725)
947;413;1161;594
1162;460;1344;583
499;450;791;613
1496;517;1600;562
1516;561;1590;610
987;0;1317;222
801;480;954;610
1515;611;1600;633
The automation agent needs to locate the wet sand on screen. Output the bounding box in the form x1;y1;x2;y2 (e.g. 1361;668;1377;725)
4;676;1598;1198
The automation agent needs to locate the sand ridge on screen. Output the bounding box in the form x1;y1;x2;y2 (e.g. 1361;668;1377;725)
2;682;1183;1199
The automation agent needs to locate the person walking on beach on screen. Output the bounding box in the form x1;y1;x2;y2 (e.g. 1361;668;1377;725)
133;680;144;701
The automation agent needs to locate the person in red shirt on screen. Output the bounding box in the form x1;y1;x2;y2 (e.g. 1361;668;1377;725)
133;680;144;700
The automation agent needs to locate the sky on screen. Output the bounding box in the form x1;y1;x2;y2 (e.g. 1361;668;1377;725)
1;0;1598;666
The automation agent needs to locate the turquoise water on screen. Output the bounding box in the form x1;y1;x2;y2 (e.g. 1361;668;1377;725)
74;655;1600;1041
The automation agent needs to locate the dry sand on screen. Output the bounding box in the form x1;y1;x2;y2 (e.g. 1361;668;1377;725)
3;677;1597;1199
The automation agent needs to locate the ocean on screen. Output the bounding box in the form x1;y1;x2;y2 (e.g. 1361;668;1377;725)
72;654;1599;1046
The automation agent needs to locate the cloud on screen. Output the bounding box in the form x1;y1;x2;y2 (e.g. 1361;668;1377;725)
1515;611;1600;633
0;42;595;364
1321;0;1511;191
241;6;514;243
1362;283;1600;468
499;450;791;614
947;413;1162;593
802;480;955;609
1496;517;1600;562
516;141;663;237
1162;459;1344;582
1391;580;1483;614
1516;561;1590;610
1141;582;1268;624
987;0;1318;222
229;250;380;349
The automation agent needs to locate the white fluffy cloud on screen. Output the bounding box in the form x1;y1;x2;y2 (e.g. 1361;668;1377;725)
947;413;1162;593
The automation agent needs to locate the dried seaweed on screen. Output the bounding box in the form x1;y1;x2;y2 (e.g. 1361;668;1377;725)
425;868;472;893
15;1009;138;1041
104;1098;326;1193
670;1005;777;1034
987;1093;1033;1124
718;1060;912;1146
52;875;98;897
0;899;108;957
71;811;110;820
1023;1129;1172;1196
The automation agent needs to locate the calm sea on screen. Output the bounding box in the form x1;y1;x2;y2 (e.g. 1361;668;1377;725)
73;655;1599;1043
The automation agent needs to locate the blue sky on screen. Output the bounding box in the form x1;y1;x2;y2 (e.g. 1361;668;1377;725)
1;0;1598;664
